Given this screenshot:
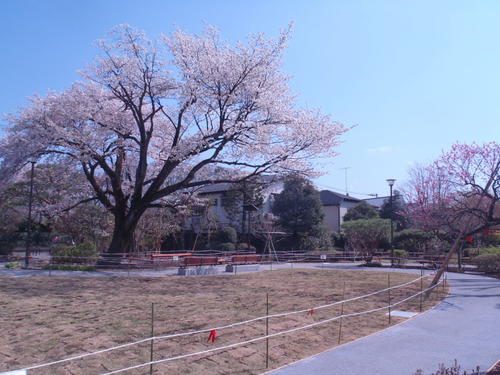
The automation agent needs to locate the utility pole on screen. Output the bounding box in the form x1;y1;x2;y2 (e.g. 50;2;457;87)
24;161;36;269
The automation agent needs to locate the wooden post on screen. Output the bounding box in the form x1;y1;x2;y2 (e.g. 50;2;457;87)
338;281;346;345
266;293;269;368
419;268;423;312
387;274;391;325
150;302;155;375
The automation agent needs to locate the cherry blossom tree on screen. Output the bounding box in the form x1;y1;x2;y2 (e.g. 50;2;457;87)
0;25;347;253
404;142;499;284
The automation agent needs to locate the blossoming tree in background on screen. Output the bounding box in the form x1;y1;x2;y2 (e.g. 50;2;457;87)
404;142;499;284
0;25;347;253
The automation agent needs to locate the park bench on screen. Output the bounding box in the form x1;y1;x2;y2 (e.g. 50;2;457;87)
151;253;191;261
183;256;219;267
231;254;261;264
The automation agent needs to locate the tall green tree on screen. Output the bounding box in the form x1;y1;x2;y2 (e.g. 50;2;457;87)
380;190;407;230
272;176;325;249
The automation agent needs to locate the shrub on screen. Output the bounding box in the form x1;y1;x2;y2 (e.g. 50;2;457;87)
360;261;383;267
44;264;95;271
467;246;500;257
393;229;435;253
393;249;408;266
299;231;332;252
343;201;379;222
219;242;235;251
51;241;98;265
236;243;257;251
473;254;500;274
413;359;480;375
4;262;21;269
0;232;19;255
214;227;237;244
331;231;346;249
342;218;390;263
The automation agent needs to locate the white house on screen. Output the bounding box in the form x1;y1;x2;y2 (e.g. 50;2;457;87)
186;175;284;233
319;190;362;232
186;178;367;234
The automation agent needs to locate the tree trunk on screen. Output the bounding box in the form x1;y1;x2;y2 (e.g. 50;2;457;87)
430;236;462;287
107;214;140;254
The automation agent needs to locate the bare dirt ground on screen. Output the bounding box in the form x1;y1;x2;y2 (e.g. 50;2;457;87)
0;269;446;375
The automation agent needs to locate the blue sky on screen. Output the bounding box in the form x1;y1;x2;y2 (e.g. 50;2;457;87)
1;0;499;197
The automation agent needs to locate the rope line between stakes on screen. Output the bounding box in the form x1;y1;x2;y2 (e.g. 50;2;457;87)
17;273;436;372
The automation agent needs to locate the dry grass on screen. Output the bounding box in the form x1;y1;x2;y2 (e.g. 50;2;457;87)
0;269;446;375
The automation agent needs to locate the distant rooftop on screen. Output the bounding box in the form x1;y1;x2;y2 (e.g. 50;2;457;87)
362;196;389;209
197;175;281;194
320;190;361;206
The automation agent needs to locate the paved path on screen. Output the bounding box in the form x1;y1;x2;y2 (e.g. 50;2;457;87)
267;271;500;375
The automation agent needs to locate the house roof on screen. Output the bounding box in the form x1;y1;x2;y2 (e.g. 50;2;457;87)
320;190;361;206
362;196;389;209
197;175;280;194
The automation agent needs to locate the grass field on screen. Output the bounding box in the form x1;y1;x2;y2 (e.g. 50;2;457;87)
0;268;446;375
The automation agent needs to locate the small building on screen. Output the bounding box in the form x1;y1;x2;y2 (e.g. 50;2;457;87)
186;175;283;233
320;190;361;232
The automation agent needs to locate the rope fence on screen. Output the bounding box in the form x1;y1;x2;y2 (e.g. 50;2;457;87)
97;279;445;375
8;272;444;374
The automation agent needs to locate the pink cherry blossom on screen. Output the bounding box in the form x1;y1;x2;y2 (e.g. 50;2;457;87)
0;24;348;253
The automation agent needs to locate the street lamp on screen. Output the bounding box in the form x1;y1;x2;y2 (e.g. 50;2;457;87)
386;178;396;267
24;161;36;269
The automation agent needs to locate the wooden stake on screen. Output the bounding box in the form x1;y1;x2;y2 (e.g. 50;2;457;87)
150;302;155;375
387;274;391;325
338;281;346;345
266;293;269;368
419;268;423;312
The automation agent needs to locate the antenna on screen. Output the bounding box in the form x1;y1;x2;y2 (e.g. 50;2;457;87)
340;167;350;196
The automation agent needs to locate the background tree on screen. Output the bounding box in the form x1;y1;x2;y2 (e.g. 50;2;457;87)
0;163;94;253
272;175;326;250
0;25;347;254
50;202;112;249
133;204;189;252
343;201;379;222
221;178;265;234
342;218;391;263
403;142;500;284
379;190;408;230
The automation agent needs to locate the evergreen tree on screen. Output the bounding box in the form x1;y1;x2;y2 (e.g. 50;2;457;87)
272;176;325;249
380;190;407;230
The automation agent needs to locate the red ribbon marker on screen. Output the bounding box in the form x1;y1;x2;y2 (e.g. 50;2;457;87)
307;308;314;316
207;329;217;343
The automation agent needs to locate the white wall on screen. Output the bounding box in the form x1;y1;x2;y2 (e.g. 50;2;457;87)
323;205;340;232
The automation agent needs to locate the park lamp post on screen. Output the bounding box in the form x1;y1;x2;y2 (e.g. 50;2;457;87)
24;160;36;269
386;178;396;267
